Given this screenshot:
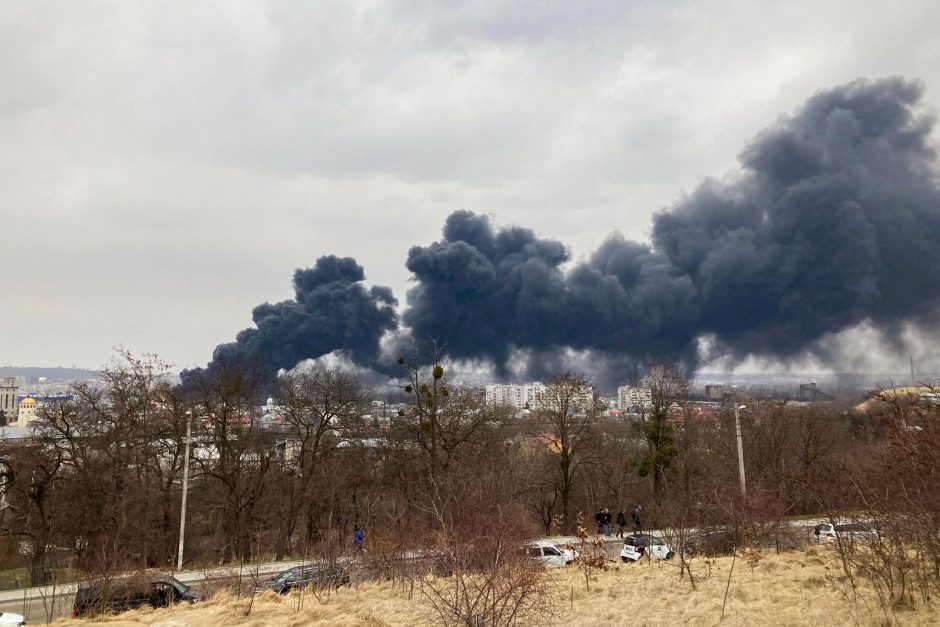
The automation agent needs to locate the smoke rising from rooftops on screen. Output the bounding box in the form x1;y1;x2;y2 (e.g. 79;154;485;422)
184;255;398;383
192;78;940;383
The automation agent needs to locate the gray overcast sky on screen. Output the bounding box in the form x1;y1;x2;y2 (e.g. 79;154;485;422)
2;0;939;371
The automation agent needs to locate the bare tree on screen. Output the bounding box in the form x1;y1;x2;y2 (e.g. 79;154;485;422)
639;362;688;504
532;371;596;533
417;433;554;627
0;439;65;585
187;356;274;563
274;367;367;555
818;386;940;613
36;351;183;573
397;347;448;478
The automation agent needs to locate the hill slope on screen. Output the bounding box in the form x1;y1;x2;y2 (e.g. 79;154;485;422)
56;547;935;626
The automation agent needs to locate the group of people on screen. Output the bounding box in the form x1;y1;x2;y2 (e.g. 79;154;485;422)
588;506;642;538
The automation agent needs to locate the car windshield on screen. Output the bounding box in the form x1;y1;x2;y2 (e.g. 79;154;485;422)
273;570;295;584
172;579;190;595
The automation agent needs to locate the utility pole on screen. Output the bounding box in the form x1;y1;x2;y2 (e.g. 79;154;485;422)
177;410;193;571
734;404;747;497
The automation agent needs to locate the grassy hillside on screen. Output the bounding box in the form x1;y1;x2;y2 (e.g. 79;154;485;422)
854;385;934;413
56;547;936;626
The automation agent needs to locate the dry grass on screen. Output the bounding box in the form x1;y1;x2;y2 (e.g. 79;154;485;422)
854;386;932;413
53;547;937;626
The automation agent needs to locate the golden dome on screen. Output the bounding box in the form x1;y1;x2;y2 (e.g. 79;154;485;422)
19;397;36;406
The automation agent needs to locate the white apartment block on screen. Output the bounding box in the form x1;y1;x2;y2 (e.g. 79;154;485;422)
486;382;594;412
485;382;545;409
617;386;653;412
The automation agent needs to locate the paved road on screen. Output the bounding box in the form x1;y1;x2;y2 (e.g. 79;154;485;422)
0;558;309;623
0;523;818;623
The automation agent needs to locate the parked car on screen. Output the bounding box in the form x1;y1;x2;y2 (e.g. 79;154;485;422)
521;541;578;567
258;564;350;594
72;574;202;617
620;534;674;562
0;611;25;626
813;521;877;544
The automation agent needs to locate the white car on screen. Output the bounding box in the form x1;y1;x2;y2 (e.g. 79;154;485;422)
0;611;25;626
522;541;578;567
813;521;877;543
620;534;674;562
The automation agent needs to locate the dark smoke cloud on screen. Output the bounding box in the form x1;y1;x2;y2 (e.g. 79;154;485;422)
403;209;571;373
405;78;940;376
653;77;940;359
403;211;700;376
187;255;397;382
196;77;940;384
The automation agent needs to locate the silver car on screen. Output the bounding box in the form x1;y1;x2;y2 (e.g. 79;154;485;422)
521;541;578;567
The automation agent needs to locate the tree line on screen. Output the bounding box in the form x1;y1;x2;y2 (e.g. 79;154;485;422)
0;350;936;616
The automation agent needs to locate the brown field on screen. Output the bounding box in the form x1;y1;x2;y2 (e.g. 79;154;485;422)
853;386;932;413
53;547;937;626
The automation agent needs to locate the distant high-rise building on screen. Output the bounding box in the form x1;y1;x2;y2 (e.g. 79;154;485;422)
485;381;593;411
705;384;725;400
485;382;546;409
799;382;817;401
0;377;21;424
617;386;652;412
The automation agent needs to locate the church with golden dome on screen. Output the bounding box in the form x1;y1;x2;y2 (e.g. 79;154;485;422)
16;395;38;426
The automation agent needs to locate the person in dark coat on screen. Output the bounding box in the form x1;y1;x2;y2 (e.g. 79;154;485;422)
353;526;365;551
632;506;642;535
594;509;604;535
601;507;613;536
616;510;628;538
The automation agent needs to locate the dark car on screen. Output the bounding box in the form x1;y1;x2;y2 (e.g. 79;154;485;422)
258;564;350;595
72;573;202;617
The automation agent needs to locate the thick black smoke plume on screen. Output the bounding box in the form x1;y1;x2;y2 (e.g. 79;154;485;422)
405;78;940;374
185;255;398;383
196;78;940;382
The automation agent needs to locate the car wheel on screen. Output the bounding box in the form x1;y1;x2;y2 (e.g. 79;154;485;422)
621;556;629;563
666;551;674;560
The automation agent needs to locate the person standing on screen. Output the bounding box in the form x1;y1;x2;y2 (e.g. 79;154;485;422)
353;526;365;552
632;506;642;535
594;508;604;535
616;510;627;538
602;507;612;536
